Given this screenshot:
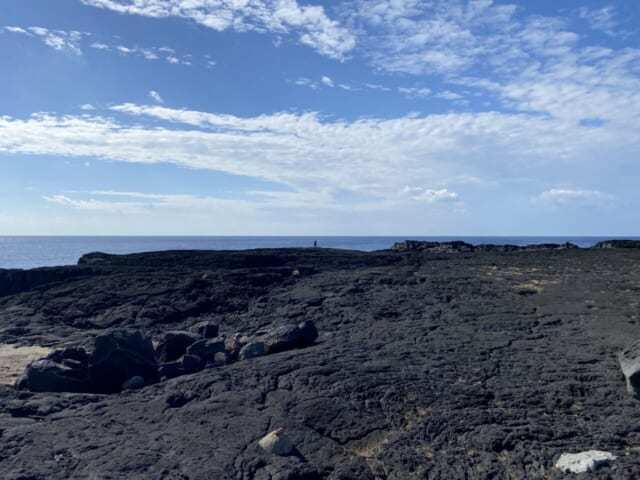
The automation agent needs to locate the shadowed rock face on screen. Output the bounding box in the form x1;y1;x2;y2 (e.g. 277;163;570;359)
2;246;640;478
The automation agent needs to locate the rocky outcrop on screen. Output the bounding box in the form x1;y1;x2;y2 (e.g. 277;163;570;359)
391;240;475;253
593;240;640;249
16;320;320;393
16;330;158;394
391;240;579;253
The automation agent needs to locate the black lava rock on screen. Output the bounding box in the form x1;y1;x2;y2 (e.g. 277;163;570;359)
16;359;90;393
186;338;226;362
89;329;158;394
155;330;201;363
181;354;205;373
190;320;219;339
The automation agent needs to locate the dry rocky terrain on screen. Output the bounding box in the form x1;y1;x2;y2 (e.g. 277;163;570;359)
2;243;640;479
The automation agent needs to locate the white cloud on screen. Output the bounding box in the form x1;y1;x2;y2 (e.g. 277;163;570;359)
90;42;109;50
7;25;198;65
4;26;86;55
80;104;96;111
321;76;334;87
2;104;638;212
293;77;319;89
341;1;640;136
4;26;30;35
44;194;146;214
346;0;519;75
398;86;431;98
401;186;459;203
79;0;355;60
534;188;613;207
107;42;192;64
148;90;164;104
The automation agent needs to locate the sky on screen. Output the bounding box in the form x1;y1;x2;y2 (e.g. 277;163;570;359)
0;0;639;235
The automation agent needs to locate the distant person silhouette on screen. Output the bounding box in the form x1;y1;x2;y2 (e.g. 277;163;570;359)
313;240;318;248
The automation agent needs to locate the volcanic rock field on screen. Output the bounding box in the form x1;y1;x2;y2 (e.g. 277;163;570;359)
2;243;640;479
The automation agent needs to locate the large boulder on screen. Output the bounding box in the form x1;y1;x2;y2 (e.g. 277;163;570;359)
89;330;158;394
155;330;200;363
16;359;90;393
618;340;640;397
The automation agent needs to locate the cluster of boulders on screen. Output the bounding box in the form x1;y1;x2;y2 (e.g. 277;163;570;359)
156;319;318;380
15;320;318;394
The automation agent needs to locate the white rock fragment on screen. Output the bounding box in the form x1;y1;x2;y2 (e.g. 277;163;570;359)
258;428;293;456
555;450;616;474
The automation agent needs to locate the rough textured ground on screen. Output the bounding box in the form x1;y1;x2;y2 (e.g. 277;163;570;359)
2;247;640;479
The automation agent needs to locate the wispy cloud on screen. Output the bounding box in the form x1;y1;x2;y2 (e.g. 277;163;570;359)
2;103;638;212
293;77;319;90
4;26;86;55
148;90;164;104
534;188;614;207
93;41;193;65
79;0;356;60
5;24;200;65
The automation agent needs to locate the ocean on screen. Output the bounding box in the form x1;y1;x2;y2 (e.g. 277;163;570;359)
0;236;637;270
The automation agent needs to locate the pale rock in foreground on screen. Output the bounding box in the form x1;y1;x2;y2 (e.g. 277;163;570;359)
258;429;294;456
555;450;616;473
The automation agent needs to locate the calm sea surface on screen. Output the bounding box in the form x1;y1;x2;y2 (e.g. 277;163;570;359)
0;236;637;269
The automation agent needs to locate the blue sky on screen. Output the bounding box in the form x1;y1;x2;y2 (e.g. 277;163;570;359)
0;0;639;235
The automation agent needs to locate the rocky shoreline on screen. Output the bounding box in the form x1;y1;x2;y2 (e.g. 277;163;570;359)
2;242;640;478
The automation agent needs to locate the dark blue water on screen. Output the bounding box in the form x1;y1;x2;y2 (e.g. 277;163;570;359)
0;236;636;269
